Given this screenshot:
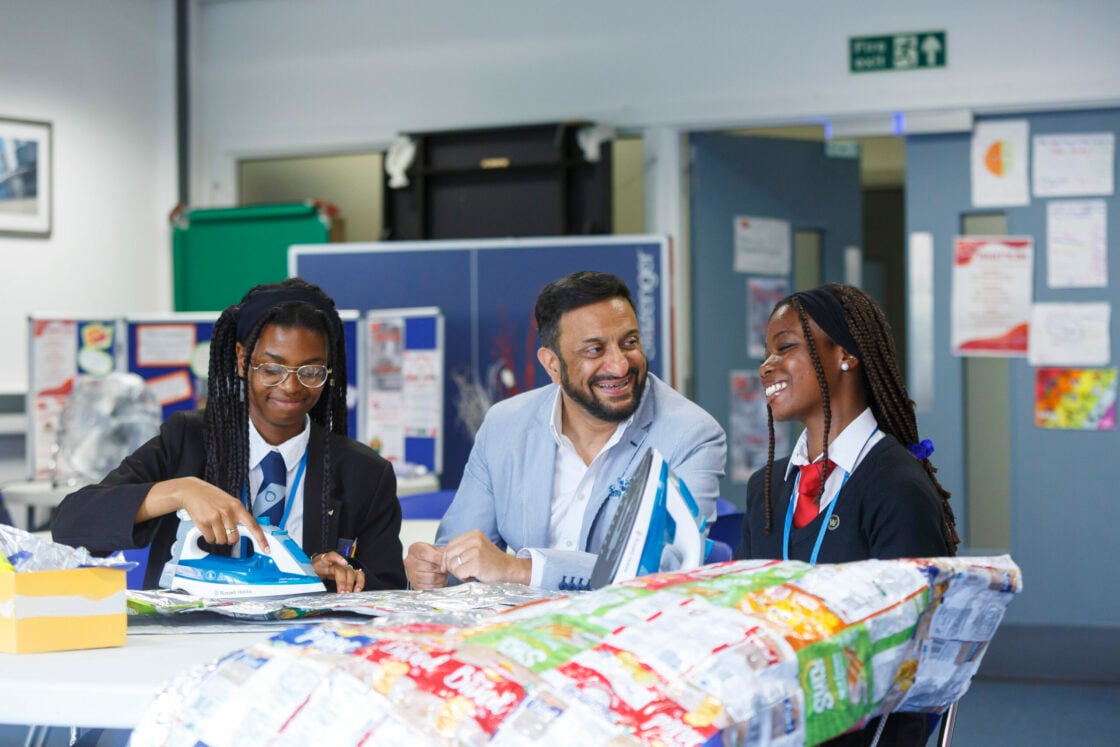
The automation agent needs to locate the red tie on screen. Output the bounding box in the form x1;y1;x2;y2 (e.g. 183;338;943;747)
793;460;832;529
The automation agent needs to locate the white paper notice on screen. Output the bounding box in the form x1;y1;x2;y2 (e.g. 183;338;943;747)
366;391;405;462
1033;132;1114;197
1047;199;1108;288
971;120;1030;207
1028;303;1111;367
402;349;442;435
136;324;196;367
734;216;791;275
951;236;1033;357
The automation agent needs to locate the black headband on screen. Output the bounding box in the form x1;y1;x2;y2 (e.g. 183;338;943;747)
791;287;862;360
236;286;335;342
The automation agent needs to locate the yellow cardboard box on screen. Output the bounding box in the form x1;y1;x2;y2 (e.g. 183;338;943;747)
0;567;126;654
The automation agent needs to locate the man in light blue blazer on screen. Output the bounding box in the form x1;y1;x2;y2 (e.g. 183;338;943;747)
405;271;726;591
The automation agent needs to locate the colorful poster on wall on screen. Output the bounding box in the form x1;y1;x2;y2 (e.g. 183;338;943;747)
733;216;791;275
1034;368;1117;430
971;120;1030;207
729;370;787;482
951;236;1033;356
746;277;789;359
1046;199;1108;288
1033;132;1115;197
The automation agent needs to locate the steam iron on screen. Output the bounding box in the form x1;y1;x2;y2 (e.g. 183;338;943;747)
166;521;326;598
591;448;708;589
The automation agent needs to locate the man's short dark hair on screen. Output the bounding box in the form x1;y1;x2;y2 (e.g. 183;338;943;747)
535;271;635;350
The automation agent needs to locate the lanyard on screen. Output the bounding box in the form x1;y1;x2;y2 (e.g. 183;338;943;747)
241;448;309;532
782;427;878;564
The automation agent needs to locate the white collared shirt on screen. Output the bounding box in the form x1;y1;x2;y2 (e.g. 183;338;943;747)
522;388;631;587
785;408;884;515
245;416;312;550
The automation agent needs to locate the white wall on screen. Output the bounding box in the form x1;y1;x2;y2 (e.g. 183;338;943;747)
194;0;1120;205
0;0;177;393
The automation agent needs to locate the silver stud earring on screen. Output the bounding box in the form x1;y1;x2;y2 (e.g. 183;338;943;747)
841;361;850;371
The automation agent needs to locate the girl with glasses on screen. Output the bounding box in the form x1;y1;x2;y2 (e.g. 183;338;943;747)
54;278;406;592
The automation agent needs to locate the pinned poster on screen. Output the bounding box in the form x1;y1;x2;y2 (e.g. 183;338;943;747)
951;236;1033;356
746;277;789;359
971;120;1030;207
729;370;786;482
733;216;791;275
1033;132;1114;197
1035;368;1117;431
1028;302;1110;367
1046;199;1107;288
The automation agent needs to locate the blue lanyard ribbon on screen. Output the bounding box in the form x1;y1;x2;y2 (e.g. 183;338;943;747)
241;448;309;532
782;427;878;564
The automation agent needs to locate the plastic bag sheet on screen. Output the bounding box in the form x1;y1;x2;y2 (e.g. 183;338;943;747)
131;555;1021;746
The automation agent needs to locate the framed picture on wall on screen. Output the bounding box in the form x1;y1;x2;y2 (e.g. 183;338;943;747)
0;117;52;238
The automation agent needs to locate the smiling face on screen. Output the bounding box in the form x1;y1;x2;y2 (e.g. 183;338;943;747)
237;323;329;445
539;297;648;424
759;302;843;426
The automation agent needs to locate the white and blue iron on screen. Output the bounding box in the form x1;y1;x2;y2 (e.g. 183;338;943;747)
590;448;709;589
166;522;326;598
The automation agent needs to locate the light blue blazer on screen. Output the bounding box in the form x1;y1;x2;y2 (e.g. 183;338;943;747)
436;374;727;590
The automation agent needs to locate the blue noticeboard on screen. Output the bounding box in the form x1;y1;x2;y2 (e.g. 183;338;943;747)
290;235;672;489
124;314;218;421
362;307;444;475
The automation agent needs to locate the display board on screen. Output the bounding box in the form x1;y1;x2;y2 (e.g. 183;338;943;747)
172;202;336;313
25;316;121;480
124;314;218;422
291;235;672;488
362;307;444;475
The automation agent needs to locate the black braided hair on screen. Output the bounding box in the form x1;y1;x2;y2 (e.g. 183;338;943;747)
203;278;349;550
761;297;833;531
761;284;960;556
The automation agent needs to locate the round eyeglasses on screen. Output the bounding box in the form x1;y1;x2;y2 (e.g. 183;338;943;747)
249;362;332;388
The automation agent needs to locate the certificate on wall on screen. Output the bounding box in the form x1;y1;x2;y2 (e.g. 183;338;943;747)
951;236;1033;356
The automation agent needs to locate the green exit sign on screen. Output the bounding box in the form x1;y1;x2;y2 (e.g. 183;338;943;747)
850;31;946;73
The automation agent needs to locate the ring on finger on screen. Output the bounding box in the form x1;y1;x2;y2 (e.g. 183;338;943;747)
456;554;464;569
225;527;235;535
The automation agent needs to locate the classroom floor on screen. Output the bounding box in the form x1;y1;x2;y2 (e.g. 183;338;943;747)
3;678;1118;746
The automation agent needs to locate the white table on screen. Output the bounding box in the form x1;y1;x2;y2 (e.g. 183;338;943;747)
0;480;73;530
0;629;268;728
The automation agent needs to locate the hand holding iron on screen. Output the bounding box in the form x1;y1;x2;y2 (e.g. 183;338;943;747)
137;476;270;552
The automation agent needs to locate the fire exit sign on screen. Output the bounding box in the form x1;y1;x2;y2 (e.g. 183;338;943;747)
849;31;946;73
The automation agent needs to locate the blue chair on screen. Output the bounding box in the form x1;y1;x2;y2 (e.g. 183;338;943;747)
705;539;734;564
708;498;744;550
398;490;456;520
122;546;150;590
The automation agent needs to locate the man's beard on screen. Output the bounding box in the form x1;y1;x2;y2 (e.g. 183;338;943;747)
558;357;646;423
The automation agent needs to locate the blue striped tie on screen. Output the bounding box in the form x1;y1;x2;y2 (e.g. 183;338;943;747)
254;450;287;527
